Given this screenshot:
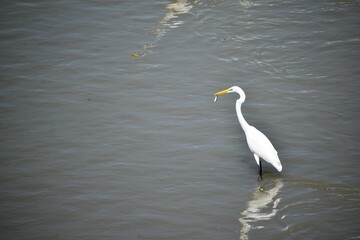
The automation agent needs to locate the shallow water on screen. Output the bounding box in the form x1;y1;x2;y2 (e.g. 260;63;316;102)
1;0;360;239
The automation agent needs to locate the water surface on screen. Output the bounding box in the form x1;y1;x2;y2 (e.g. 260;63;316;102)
1;0;360;239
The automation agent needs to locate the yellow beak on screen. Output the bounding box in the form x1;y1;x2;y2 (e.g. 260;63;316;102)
215;88;231;96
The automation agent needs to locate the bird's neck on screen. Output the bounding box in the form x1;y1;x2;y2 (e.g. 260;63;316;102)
236;100;250;132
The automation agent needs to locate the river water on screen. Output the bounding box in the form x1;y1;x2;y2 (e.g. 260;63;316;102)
1;0;360;239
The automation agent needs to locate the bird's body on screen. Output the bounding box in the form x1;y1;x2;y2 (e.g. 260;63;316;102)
215;86;282;178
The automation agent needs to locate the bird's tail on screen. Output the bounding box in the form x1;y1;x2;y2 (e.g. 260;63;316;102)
273;156;282;172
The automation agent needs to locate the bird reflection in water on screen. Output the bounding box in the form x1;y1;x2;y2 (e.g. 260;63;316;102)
239;179;283;240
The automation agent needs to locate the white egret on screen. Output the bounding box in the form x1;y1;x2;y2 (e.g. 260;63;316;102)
214;86;282;178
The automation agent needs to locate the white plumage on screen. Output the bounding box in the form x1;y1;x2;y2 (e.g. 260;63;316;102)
215;86;282;177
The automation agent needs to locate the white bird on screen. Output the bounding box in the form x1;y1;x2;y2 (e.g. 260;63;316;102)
214;86;282;178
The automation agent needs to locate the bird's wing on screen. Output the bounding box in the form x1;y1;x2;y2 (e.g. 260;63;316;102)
246;126;276;153
245;126;282;171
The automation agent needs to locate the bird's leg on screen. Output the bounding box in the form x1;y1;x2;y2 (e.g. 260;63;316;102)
259;160;263;179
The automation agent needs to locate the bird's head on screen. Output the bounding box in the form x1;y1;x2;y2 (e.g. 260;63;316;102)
215;86;243;95
214;86;246;102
